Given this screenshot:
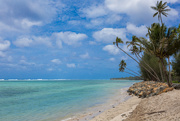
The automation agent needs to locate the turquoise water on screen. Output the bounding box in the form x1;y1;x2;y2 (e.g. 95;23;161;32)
0;79;140;121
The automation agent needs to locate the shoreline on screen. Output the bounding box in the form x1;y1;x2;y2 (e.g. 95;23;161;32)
90;96;141;121
60;87;133;121
63;81;180;121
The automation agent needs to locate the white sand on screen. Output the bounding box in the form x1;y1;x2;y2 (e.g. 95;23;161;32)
125;89;180;121
91;89;180;121
90;96;141;121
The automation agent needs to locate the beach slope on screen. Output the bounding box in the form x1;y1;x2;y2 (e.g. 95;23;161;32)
90;96;141;121
91;89;180;121
125;89;180;121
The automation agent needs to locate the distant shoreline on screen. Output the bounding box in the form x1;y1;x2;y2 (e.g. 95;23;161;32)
110;76;142;80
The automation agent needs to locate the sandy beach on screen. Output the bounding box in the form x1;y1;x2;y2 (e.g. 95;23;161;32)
90;89;180;121
90;96;141;121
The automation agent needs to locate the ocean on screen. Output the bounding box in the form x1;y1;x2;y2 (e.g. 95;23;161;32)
0;79;140;121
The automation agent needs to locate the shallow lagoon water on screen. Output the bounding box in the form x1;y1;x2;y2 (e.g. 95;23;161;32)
0;79;140;121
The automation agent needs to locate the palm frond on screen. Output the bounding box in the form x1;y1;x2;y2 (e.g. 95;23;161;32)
153;12;158;17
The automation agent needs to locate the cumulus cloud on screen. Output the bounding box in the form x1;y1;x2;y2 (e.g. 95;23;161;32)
14;36;52;47
105;0;178;24
93;23;149;46
53;31;88;46
0;38;10;58
103;45;120;55
80;52;90;59
0;0;64;32
14;31;88;48
67;63;76;68
13;37;33;47
81;5;107;18
51;59;62;64
126;23;147;37
56;40;63;48
93;28;127;43
106;14;122;24
0;39;11;51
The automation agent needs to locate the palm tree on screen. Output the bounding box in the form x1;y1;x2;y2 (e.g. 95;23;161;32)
119;60;143;79
119;60;126;72
151;1;170;24
113;37;160;81
127;38;161;82
161;27;180;84
131;23;180;87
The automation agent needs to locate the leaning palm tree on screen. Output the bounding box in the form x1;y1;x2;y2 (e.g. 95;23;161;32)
113;37;160;81
119;60;143;78
119;60;141;77
131;23;180;87
127;38;161;82
151;1;170;24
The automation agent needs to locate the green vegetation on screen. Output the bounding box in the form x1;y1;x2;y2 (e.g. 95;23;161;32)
139;53;164;81
172;53;180;83
110;76;142;80
113;1;180;87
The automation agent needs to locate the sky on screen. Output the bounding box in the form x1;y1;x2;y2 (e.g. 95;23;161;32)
0;0;179;79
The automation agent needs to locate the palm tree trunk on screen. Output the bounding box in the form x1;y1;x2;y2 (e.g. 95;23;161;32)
160;14;163;25
161;59;172;87
137;53;161;82
159;62;164;82
116;45;160;81
147;73;152;80
126;68;141;77
168;56;172;84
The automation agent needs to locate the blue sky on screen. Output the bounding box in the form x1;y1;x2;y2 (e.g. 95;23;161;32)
0;0;179;79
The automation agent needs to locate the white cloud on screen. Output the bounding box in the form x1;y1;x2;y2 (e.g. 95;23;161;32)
14;31;88;48
14;36;52;47
81;5;107;18
13;37;33;47
104;0;178;24
53;32;88;46
21;19;42;28
126;23;147;37
106;14;122;24
0;0;64;32
56;40;63;48
0;39;11;51
103;45;120;55
32;36;52;47
80;52;90;59
67;63;76;68
93;28;127;43
109;58;115;61
79;0;179;26
51;59;62;64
